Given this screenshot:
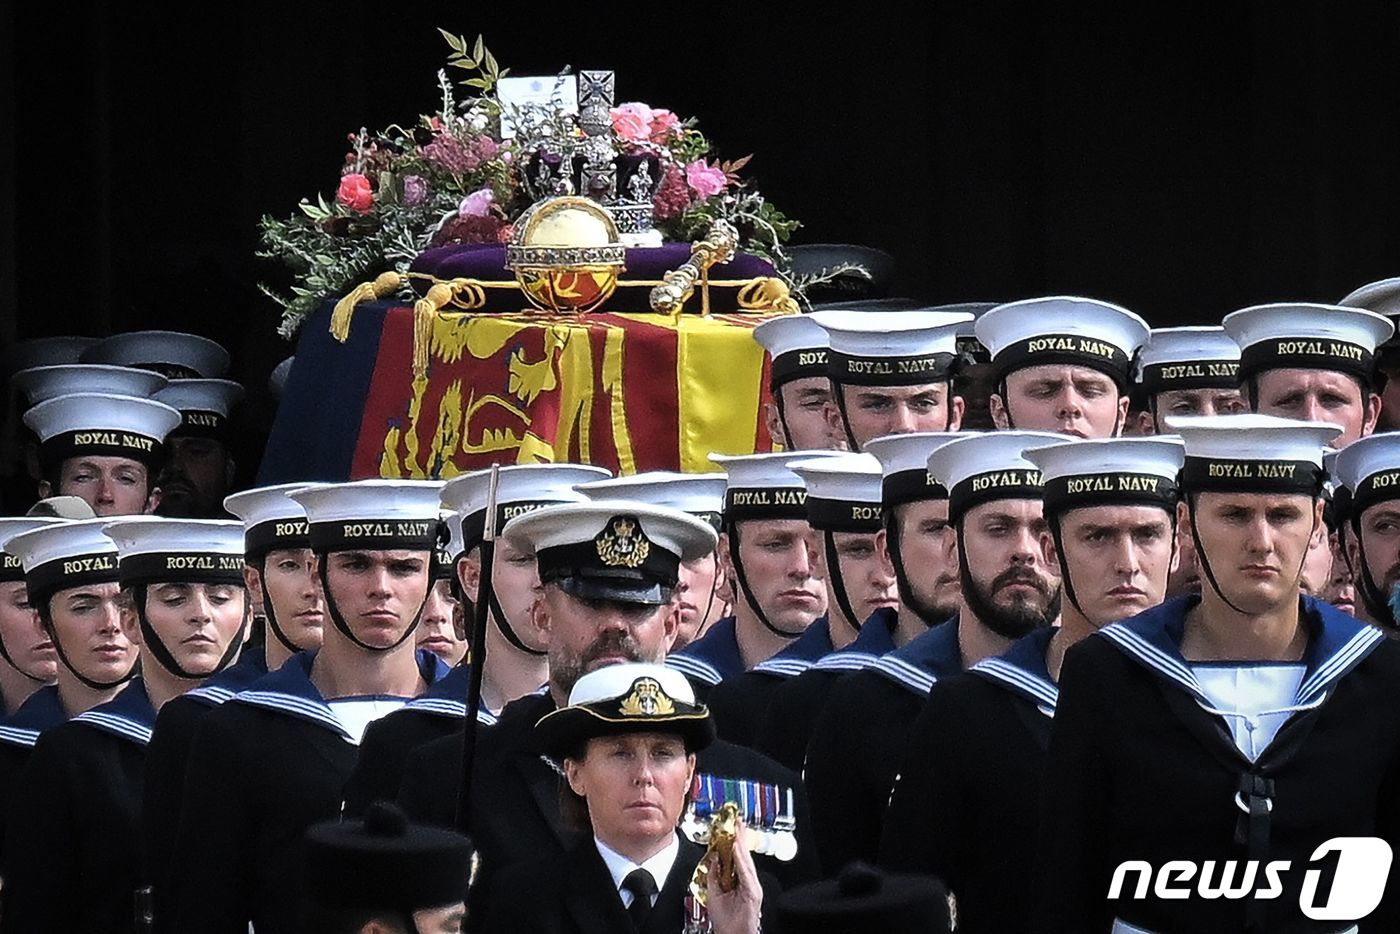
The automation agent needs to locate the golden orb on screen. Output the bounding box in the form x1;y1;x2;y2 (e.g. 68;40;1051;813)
506;197;627;313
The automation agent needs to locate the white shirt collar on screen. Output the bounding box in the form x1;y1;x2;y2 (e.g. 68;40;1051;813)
594;832;681;907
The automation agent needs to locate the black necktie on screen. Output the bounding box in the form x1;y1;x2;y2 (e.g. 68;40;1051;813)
621;867;658;930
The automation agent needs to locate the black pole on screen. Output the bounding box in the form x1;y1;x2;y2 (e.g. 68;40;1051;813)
456;464;500;835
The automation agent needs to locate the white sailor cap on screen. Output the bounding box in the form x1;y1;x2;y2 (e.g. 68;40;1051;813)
863;432;968;507
441;463;610;553
1166;414;1340;495
81;331;230;379
1332;432;1400;517
788;453;883;533
504;500;717;605
1025;437;1185;517
438;510;465;576
975;296;1149;388
751;315;831;390
23;393;182;470
1;337;100;377
288;480;446;554
709;450;842;522
534;662;712;757
154;379;245;439
3;518;121;605
808;310;971;386
11;364;168;407
1222;303;1394;387
575;471;727;532
224;483;315;559
926;431;1063;522
1136;327;1241;394
0;518;65;582
1339;278;1400;350
103;518;246;587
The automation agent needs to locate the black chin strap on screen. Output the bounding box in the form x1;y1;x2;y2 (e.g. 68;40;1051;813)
1349;521;1399;630
39;602;134;692
831;380;861;450
488;590;547;657
726;525;806;638
822;532;863;637
0;629;47;684
133;585;245;681
1047;510;1178;624
1187;494;1316;618
886;511;945;628
773;386;798;450
316;554;433;654
256;557;310;656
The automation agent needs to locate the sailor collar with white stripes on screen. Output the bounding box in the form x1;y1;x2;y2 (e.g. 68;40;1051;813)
73;677;157;747
969;626;1059;716
869;615;963;696
751;616;835;679
810;606;899;673
665;616;741;687
0;684;66;749
402;664;498;725
1098;594;1385;712
183;644;269;708
230;648;450;741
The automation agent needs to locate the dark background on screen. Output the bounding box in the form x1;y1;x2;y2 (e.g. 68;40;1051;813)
4;1;1399;411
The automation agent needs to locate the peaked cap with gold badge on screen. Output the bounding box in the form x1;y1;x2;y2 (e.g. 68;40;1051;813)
535;662;715;757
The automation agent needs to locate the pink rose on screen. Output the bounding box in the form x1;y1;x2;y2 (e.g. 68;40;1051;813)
458;188;494;218
684;160;727;199
610;102;654;143
649;109;680;142
336;173;374;214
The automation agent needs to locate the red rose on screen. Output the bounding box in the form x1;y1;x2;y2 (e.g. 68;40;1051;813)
336;173;374;214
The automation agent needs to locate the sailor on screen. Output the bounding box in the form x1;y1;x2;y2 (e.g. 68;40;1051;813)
667;453;835;700
1132;326;1244;432
753;431;963;772
0;517;137;848
341;463;605;816
1332;432;1400;631
151;378;245;518
575;470;730;650
482;663;772;934
168;479;452;933
0;517;62;718
750;314;843;451
707;453;897;745
809;309;971;450
301;802;475;934
1037;414;1400;931
2;517;247;933
881;436;1184;933
24;391;181;517
975;295;1150;437
0;337;100;513
394;501;818;917
802;431;1063;873
143;484;324;934
1339;276;1400;432
1223;302;1393;447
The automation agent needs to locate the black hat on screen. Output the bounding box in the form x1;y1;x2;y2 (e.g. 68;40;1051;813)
772;863;952;933
534;663;715;758
303;803;474;914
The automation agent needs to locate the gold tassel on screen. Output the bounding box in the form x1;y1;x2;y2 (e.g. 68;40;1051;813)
329;271;405;343
737;277;800;314
413;283;455;379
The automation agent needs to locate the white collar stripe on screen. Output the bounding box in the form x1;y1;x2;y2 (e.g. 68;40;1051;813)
1299;627;1385;701
0;726;39;747
664;655;722;686
813;652;880;672
1100;624;1205;700
72;712;153;746
233;690;351;740
971;657;1059;709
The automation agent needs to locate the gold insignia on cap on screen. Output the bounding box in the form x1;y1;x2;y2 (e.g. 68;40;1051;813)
619;677;676;717
596;515;651;569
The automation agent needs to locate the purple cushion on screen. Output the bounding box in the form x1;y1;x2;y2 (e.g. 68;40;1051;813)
408;243;779;313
